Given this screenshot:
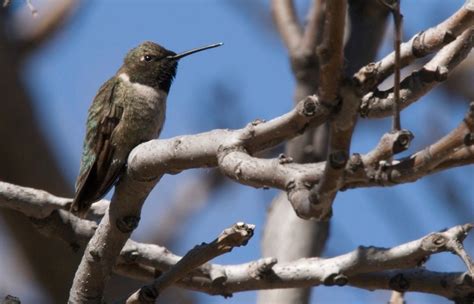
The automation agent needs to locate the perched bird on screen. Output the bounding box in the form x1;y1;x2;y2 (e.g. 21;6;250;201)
71;41;222;217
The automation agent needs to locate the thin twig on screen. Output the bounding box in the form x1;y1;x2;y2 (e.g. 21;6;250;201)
123;222;255;303
392;0;402;131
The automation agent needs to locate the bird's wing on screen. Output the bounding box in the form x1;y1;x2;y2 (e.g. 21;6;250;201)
72;77;124;216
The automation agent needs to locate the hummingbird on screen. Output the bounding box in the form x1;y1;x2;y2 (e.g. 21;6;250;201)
71;41;222;217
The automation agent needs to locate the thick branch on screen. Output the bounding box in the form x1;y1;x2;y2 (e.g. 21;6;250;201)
2;99;468;225
118;224;474;301
308;85;360;220
69;176;156;303
317;0;346;105
218;105;470;214
350;270;474;302
0;182;471;301
0;181;70;218
131;95;330;180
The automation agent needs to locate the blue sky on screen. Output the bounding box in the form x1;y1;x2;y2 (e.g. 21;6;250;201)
2;0;472;303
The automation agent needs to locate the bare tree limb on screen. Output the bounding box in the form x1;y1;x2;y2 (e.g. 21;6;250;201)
348;101;474;188
298;0;348;220
360;28;474;119
124;223;255;304
0;181;70;218
434;145;474;171
2;99;469;225
350;270;474;302
270;0;303;51
264;1;329;302
0;181;472;301
219;102;471;207
118;224;474;300
0;181;107;223
354;0;474;92
317;0;346;105
308;85;359;220
68;175;156;303
300;0;325;53
343;0;390;76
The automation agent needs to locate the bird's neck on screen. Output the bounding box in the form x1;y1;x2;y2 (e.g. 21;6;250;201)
118;73;166;101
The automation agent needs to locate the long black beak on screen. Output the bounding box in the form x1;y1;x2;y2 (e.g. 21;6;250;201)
167;42;223;60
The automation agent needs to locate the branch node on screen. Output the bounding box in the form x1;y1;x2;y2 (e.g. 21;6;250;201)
251;118;266;126
3;295;21;304
464;133;474;146
389;273;410;292
116;216;141;233
442;30;457;44
278;153;294;164
302;95;319;116
329;150;349;169
388;168;402;183
347;153;364;173
435;66;449;82
353;62;381;93
89;249;101;262
427;234;449;249
123;249;140;263
138;285;158;303
412;31;428;58
219;222;255;248
287;186;327;220
392;129;414;153
334;274;349;286
209;267;227;285
249;257;278;280
323;273;348;286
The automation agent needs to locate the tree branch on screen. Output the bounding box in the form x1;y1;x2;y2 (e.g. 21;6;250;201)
124;222;255;303
360;28;473;119
0;181;472;301
0;181;70;218
271;0;303;51
2;100;469;224
118;224;474;301
308;85;360;220
354;0;474;92
300;0;325;54
348;101;474;188
317;0;346;105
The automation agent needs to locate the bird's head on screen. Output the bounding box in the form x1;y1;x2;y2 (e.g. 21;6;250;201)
121;41;222;93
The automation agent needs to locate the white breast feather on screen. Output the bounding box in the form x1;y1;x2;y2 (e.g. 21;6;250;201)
119;73;163;100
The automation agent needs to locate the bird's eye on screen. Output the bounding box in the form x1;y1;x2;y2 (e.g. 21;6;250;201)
142;55;153;62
